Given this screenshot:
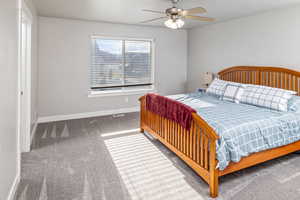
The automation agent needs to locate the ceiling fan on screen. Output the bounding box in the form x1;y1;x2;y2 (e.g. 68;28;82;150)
141;0;215;29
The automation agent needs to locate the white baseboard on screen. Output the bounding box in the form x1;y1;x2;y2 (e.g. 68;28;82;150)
30;120;38;144
37;107;140;123
7;173;20;200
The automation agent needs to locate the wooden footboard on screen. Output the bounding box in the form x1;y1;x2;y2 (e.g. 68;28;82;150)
139;96;220;197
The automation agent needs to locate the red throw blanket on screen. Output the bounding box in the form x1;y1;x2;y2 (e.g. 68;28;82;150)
146;93;196;130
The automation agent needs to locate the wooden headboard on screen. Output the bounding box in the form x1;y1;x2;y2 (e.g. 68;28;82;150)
218;66;300;95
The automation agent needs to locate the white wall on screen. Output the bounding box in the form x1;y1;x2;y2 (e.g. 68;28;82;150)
24;0;38;136
187;5;300;92
0;0;19;199
38;17;187;118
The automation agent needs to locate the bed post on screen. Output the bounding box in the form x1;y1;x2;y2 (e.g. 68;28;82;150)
209;140;219;197
139;96;145;133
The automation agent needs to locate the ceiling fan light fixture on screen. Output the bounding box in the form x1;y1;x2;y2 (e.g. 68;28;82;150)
164;18;184;29
141;0;214;27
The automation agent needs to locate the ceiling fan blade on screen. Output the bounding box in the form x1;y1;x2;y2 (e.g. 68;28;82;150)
185;15;215;22
181;7;207;16
142;9;165;14
140;17;167;24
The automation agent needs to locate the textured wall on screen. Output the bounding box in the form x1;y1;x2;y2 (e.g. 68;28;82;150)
187;5;300;92
38;17;187;117
0;0;19;199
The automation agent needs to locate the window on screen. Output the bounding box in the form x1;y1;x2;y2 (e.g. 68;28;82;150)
90;36;154;95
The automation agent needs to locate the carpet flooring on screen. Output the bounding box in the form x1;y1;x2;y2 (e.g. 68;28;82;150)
14;112;300;200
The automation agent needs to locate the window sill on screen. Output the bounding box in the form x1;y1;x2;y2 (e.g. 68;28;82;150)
88;88;156;98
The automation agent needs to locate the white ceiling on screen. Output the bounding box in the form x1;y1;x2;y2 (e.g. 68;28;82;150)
33;0;300;29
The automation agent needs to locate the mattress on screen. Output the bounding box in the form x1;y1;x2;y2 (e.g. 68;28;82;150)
168;92;300;170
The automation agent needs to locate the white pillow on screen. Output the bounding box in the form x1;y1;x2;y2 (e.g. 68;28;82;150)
206;78;242;97
222;84;245;103
241;84;297;112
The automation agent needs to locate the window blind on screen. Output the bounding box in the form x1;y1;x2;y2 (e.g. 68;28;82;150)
90;37;153;91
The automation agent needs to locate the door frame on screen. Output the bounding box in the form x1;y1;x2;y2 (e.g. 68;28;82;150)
17;0;33;154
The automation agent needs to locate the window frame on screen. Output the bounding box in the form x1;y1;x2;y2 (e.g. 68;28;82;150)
89;35;156;97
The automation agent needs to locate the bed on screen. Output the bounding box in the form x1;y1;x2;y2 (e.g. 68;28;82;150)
139;66;300;198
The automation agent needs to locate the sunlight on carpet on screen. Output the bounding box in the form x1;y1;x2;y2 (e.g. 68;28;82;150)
101;128;140;137
104;134;204;200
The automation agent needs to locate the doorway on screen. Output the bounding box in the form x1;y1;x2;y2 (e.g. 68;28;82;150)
19;2;32;153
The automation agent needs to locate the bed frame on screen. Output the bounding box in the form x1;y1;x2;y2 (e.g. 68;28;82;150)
139;66;300;198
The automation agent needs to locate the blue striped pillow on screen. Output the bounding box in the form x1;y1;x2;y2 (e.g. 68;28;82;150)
222;84;245;103
241;85;296;112
206;78;242;97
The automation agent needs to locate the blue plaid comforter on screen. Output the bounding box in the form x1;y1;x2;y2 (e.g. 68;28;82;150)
168;93;300;170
